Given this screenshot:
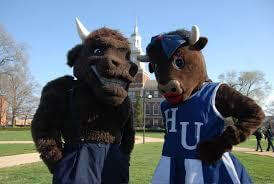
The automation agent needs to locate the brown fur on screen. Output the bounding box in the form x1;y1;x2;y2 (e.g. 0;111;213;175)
31;27;137;173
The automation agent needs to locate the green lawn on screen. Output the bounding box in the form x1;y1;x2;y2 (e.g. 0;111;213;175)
237;136;268;150
136;131;165;139
0;142;273;184
233;151;274;183
0;130;32;141
0;144;36;157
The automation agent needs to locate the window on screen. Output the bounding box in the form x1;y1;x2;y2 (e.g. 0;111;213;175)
153;119;159;127
128;91;133;97
153;103;159;115
154;91;158;98
145;91;150;96
145;103;150;115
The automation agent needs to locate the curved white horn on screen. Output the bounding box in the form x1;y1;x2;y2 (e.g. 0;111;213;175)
189;25;200;45
75;17;90;42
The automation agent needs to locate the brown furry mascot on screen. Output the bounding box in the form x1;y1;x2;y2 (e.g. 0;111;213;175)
31;18;138;184
138;26;264;184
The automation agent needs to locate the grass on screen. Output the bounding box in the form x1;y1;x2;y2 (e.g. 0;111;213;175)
0;142;273;184
130;143;162;183
136;131;165;139
233;151;274;183
0;130;32;141
0;162;51;184
237;136;268;150
0;130;165;141
0;144;36;156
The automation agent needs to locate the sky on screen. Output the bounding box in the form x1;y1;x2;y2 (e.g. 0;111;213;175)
1;0;274;103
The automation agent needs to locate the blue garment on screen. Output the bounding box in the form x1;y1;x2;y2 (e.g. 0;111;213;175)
52;87;130;184
146;34;187;59
52;142;129;184
152;82;252;184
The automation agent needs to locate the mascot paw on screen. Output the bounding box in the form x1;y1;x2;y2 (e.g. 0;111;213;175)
37;139;63;173
197;136;232;164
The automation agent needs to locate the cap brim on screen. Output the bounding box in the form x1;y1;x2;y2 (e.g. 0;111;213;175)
137;55;150;62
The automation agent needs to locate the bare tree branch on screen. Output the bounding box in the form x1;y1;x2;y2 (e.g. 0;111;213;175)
218;70;271;105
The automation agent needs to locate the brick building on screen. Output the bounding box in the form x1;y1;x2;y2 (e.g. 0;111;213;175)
0;95;8;126
128;23;165;128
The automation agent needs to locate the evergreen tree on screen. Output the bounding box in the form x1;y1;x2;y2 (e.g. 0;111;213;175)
135;96;143;128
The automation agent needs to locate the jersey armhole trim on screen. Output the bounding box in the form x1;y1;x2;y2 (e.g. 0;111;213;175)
212;83;225;120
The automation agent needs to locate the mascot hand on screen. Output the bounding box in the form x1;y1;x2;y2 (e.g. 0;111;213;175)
38;140;63;174
197;126;241;164
40;146;63;174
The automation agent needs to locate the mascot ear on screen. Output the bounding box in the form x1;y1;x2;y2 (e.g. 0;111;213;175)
191;37;208;51
67;44;83;67
149;63;154;73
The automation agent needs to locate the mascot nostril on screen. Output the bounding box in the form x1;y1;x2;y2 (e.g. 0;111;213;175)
129;63;138;77
31;17;137;184
111;59;119;67
139;25;264;184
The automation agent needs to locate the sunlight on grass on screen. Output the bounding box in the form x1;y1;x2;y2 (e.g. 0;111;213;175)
0;130;32;141
0;144;36;156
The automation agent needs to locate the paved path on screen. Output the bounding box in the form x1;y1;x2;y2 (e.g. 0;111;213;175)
0;153;40;168
233;146;274;157
0;137;273;169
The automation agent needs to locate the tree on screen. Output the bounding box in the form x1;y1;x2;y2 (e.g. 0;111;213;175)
265;101;274;116
135;96;144;128
0;25;26;76
218;70;271;105
2;66;39;127
20;95;39;127
0;25;38;127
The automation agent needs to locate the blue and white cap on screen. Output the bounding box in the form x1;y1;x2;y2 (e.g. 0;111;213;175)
138;25;200;62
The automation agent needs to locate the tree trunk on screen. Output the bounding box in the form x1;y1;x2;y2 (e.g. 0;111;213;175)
24;115;27;127
11;112;16;127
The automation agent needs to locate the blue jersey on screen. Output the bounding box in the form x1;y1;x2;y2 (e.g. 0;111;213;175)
152;82;252;184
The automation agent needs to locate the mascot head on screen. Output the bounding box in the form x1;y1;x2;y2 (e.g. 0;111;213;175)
138;26;209;105
67;18;138;106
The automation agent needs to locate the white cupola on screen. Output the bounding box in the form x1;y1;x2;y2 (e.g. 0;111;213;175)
129;21;147;72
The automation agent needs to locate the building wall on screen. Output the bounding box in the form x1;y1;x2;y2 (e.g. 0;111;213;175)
14;117;32;126
129;72;150;88
129;87;165;128
0;96;8;126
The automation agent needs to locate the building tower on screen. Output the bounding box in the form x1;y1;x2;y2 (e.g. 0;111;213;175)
129;21;150;89
128;22;164;129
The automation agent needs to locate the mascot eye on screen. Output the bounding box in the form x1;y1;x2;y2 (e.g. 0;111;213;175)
93;48;104;56
173;58;185;69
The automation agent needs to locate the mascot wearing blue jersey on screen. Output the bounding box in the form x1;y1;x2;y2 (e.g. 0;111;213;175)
138;26;264;184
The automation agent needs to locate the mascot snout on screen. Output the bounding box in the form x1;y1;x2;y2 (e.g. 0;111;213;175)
158;80;183;104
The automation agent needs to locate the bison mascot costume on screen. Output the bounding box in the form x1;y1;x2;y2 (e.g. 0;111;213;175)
138;26;264;184
31;18;138;184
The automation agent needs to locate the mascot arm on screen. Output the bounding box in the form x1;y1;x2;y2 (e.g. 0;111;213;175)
119;101;135;163
215;84;265;144
31;77;72;173
198;84;264;164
